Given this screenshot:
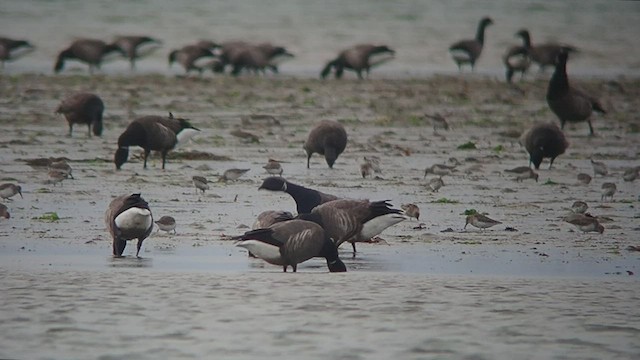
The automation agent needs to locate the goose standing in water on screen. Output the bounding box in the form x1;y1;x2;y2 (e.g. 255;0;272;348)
54;38;123;74
547;51;606;135
320;44;395;79
0;37;34;69
114;113;200;170
449;17;493;71
55;92;104;137
236;219;347;273
105;193;153;258
258;177;339;214
113;35;162;70
304;120;348;169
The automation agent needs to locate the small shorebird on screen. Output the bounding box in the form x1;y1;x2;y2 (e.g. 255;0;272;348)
571;201;588;214
155;216;177;234
504;166;539;182
623;167;639;182
401;203;420;221
47;169;68;186
564;214;604;234
219;168;250;182
360;161;374;178
192;175;209;194
0;203;9;219
601;182;616;202
464;213;502;230
424;113;449;134
424;164;456;178
576;173;592;185
49;159;73;179
0;183;22;200
263;159;283;176
428;177;445;192
591;158;608;177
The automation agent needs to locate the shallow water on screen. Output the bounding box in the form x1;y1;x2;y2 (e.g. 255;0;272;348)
1;0;640;76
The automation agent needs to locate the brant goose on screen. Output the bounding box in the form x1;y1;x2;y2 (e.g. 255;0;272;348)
54;38;123;74
297;199;405;253
464;213;501;230
192;175;209;194
515;30;577;72
258;177;339;214
0;203;9;219
155;215;176;234
113;35;162;70
503;44;530;83
105;193;153;257
523;122;569;169
255;43;294;74
590;158;608;177
56;92;104;137
168;44;216;74
252;210;295;229
564;213;604;234
449;17;493;71
115;113;200;170
215;42;294;76
504;166;539;182
304;120;348;169
601;183;616;202
0;183;22;200
547;51;606;135
236;219;347;273
0;37;34;69
571;201;588;214
320;44;395;79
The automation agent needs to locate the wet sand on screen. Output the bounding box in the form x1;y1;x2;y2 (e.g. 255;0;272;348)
0;73;639;359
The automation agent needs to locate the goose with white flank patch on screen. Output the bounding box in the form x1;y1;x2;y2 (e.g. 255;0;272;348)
105;193;153;257
56;92;104;137
449;17;493;71
258;177;339;214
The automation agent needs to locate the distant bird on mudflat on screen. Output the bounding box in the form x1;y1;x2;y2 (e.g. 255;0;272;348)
502;44;530;83
192;175;209;194
449;17;493;71
155;215;176;234
401;203;420;221
564;213;604;234
0;183;22;200
219;168;250;182
623;167;639;182
571;201;588;214
56;92;104;137
576;173;592;185
428;177;444;192
298;199;406;254
360;161;374;178
47;169;68;186
168;44;216;74
114;113;200;170
523;122;569;169
49;159;73;179
304;120;348;169
424;164;456;178
601;182;616;202
258;177;339;214
113;35;162;70
424;113;450;134
0;37;34;69
54;38;123;74
504;166;539;182
590;158;608;177
235;219;347;273
464;213;501;230
547;51;606;135
263;159;283;176
0;203;9;219
321;44;395;79
105;193;153;257
515;29;577;72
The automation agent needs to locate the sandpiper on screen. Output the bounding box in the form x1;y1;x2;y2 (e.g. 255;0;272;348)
263;159;283;176
360;161;374;178
192;176;209;194
47;169;68;186
564;214;604;234
464;213;502;230
576;173;592;185
504;166;538;182
428;177;444;192
571;201;588;214
401;203;420;220
623;167;638;182
601;182;616;202
0;183;22;200
424;113;449;134
591;158;608;177
49;159;73;179
219;168;250;182
0;203;9;219
424;164;456;178
155;216;177;234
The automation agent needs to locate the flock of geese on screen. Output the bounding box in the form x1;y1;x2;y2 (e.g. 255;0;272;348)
1;16;637;273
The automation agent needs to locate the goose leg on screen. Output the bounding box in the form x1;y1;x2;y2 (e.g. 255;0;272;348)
113;238;127;257
136;238;145;258
587;119;595;136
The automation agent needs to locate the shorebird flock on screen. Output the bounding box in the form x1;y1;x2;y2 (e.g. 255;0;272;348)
2;16;637;273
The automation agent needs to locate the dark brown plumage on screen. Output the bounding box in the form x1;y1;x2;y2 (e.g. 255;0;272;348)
114;113;199;170
547;51;606;135
105;193;153;257
503;45;530;83
213;41;293;76
523;122;569;169
0;37;34;69
56;92;104;137
168;44;216;74
449;17;493;71
54;38;123;74
252;210;295;230
113;35;162;70
320;44;395;79
516;29;577;72
303;120;348;169
258;177;339;214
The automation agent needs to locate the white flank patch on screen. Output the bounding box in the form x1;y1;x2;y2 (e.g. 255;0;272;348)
136;43;162;57
176;128;200;147
360;214;407;239
269;53;294;66
9;46;34;60
368;52;395;67
102;50;124;63
450;50;471;62
115;208;152;231
193;56;215;69
236;240;282;264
